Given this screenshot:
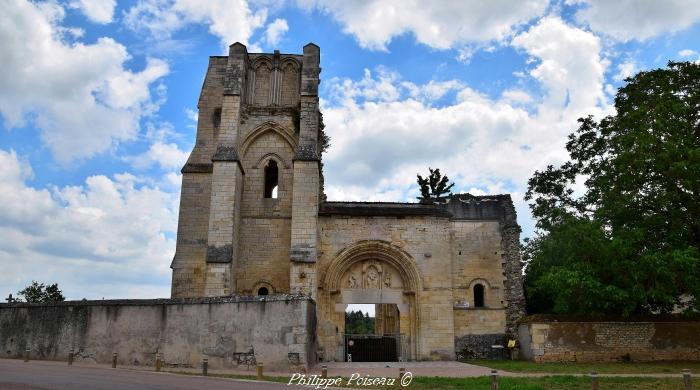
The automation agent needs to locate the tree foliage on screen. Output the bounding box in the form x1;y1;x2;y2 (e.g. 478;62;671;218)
524;61;700;316
416;167;455;202
345;310;375;334
17;281;65;303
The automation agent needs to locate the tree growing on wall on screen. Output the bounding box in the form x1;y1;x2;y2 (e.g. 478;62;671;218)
523;61;700;316
416;167;455;203
17;281;65;303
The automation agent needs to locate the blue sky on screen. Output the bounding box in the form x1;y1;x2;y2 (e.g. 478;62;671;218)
1;0;699;300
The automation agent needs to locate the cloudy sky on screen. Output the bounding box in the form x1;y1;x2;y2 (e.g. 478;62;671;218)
1;0;699;300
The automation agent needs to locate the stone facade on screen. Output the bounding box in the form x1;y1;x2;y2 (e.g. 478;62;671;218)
518;320;700;362
0;296;316;370
171;43;526;362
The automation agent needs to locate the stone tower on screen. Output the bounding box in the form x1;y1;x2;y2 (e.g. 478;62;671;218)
171;43;321;298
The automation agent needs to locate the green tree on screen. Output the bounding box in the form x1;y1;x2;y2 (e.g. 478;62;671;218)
345;310;375;334
524;61;700;316
17;281;65;303
416;167;455;203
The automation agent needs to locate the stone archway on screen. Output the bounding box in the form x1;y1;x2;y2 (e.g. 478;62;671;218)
320;240;422;361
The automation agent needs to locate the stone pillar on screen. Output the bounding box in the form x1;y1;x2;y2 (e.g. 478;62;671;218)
290;43;321;299
171;55;228;298
500;196;526;337
204;43;248;296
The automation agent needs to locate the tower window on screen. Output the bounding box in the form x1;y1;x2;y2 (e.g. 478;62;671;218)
264;160;278;198
258;287;269;296
212;107;222;128
473;284;485;308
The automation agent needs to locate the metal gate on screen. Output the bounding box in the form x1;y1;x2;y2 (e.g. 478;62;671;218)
344;334;405;362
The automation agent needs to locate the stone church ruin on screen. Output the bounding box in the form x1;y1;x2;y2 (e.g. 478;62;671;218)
170;42;526;363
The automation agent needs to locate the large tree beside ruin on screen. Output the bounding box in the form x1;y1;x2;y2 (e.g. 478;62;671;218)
524;61;700;316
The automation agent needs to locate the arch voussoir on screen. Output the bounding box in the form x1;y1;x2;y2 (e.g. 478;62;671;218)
323;240;422;293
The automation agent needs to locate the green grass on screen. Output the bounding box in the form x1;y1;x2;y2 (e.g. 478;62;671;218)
469;359;700;374
408;376;687;390
166;370;691;389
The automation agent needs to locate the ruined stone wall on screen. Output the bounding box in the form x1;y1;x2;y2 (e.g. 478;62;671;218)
171;172;211;297
518;321;700;362
317;215;455;361
171;56;228;298
237;114;297;294
0;296;316;370
450;220;507;338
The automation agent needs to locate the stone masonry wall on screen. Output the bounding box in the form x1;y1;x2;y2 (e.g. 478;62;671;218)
450;220;507;343
518;321;700;362
317;215;456;361
237;113;297;294
0;295;316;370
171;172;211;297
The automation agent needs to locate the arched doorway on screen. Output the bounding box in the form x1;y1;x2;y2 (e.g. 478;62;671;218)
321;240;422;362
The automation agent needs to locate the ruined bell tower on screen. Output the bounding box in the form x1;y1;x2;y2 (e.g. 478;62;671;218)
171;43;321;298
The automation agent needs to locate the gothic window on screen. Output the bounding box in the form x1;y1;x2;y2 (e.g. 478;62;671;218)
253;63;271;106
473;284;485;308
264;160;278;198
257;287;269;296
280;61;299;106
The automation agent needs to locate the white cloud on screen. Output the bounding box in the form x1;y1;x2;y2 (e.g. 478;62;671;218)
0;1;168;162
124;0;268;50
185;108;199;122
125;121;190;170
501;89;533;104
0;149;178;300
512;17;607;118
69;0;117;23
320;17;611;238
613;61;637;81
130;141;190;170
298;0;548;50
574;0;700;41
264;18;288;46
679;49;699;58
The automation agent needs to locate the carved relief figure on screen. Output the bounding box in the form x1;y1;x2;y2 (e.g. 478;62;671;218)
384;273;392;288
366;267;380;289
346;274;358;289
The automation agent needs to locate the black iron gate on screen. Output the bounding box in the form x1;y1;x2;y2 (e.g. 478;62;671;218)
344;334;404;362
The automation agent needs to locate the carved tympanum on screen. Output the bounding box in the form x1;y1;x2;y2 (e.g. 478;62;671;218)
384;273;392;288
365;267;380;289
347;274;358;289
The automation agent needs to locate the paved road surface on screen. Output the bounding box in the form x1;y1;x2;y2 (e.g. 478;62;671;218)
0;359;289;390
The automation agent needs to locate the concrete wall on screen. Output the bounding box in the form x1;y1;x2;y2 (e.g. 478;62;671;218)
0;295;316;370
518;321;700;362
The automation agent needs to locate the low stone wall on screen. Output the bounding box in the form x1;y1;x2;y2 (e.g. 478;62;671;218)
0;295;316;370
455;334;507;360
518;320;700;362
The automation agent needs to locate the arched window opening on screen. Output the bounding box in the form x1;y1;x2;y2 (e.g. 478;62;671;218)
258;287;269;296
473;284;485;308
264;160;278;198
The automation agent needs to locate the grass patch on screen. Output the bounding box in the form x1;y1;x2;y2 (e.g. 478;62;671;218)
409;376;686;390
165;370;691;389
469;359;700;374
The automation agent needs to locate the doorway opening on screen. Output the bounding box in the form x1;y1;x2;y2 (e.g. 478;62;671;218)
344;304;402;362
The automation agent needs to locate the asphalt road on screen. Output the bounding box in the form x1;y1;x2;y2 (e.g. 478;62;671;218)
0;359;290;390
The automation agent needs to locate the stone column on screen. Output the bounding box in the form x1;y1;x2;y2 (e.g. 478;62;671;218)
204;43;248;296
290;44;321;299
500;195;526;337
